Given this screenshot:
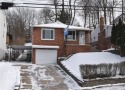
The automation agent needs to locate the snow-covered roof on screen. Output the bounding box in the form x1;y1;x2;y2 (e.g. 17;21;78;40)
32;45;59;49
25;43;32;46
33;21;93;31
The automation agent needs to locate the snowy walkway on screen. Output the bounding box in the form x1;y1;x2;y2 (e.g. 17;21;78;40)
20;65;32;90
20;64;80;90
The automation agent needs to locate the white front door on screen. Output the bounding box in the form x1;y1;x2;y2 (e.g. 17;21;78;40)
79;31;85;45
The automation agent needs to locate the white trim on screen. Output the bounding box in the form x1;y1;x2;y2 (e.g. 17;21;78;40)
41;38;55;40
41;28;55;40
32;45;59;49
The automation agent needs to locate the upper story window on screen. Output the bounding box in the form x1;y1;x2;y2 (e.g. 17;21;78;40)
41;28;55;40
66;30;76;41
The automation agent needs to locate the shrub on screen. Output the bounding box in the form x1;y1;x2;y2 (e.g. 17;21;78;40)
80;61;125;79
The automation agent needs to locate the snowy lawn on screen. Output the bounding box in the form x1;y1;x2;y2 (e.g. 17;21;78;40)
61;52;125;81
0;62;20;90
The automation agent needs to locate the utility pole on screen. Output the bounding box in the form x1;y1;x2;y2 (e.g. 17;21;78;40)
122;0;123;21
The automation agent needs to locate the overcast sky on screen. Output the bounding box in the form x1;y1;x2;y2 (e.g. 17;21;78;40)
0;0;122;25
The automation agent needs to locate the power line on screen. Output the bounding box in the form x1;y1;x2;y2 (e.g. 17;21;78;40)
0;1;124;9
0;1;124;13
15;2;124;9
9;5;123;12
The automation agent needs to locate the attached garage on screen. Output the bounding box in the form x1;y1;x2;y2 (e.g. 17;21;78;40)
32;45;59;64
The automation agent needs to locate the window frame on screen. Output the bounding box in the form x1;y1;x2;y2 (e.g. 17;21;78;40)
65;30;76;41
41;28;55;40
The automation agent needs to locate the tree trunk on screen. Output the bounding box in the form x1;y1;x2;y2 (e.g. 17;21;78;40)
71;0;76;25
69;0;72;24
97;8;100;24
55;2;57;21
84;13;87;27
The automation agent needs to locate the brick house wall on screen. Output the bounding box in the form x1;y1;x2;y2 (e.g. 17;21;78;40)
98;30;107;50
32;27;91;59
65;45;90;56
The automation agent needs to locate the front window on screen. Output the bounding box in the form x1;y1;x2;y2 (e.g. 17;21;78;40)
42;28;54;40
67;31;76;41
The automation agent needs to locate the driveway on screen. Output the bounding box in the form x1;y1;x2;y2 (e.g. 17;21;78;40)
19;64;80;90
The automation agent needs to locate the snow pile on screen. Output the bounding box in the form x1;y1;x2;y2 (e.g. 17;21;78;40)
61;52;125;81
0;62;18;90
102;48;115;52
25;43;32;46
16;52;27;61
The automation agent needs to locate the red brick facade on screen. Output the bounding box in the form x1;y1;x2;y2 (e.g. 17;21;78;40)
98;16;106;50
32;27;91;62
65;45;90;56
92;37;112;51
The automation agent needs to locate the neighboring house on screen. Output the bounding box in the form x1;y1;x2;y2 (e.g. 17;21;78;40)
32;21;92;64
6;33;13;45
91;17;112;50
0;10;7;60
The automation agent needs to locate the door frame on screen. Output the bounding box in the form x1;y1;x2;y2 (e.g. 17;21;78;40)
79;31;85;45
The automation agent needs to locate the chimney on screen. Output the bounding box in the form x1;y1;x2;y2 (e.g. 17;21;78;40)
98;16;107;50
100;16;104;32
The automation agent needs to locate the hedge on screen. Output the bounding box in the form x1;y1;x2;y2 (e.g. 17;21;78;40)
80;61;125;79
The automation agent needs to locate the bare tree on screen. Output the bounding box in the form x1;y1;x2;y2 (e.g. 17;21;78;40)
50;0;60;21
38;7;55;24
78;0;92;27
6;7;36;43
107;0;121;24
91;0;101;25
95;0;108;24
70;0;77;25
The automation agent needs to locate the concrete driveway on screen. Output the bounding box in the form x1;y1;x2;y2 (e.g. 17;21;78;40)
20;64;80;90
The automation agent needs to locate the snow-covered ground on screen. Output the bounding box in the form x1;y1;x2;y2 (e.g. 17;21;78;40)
61;52;125;81
0;62;20;90
0;61;125;90
102;48;115;52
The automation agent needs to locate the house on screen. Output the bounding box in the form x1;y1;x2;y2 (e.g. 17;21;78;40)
0;10;7;60
91;17;112;50
32;21;93;64
6;33;13;45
